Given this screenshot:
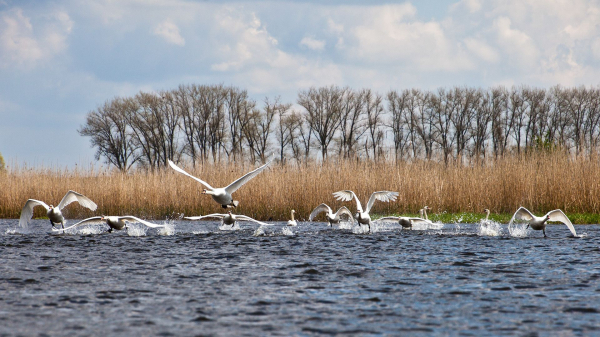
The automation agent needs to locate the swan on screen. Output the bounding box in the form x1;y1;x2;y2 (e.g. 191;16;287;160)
54;215;165;233
185;211;270;227
168;154;274;208
509;206;577;237
19;190;97;229
309;203;353;227
376;215;429;230
483;208;491;221
333;190;399;232
287;209;297;226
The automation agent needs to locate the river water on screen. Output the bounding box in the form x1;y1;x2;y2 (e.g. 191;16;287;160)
1;219;599;336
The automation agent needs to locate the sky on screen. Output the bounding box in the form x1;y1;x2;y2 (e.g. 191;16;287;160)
1;0;600;167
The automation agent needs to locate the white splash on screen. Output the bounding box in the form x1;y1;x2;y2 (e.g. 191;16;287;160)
478;220;503;236
281;227;294;236
127;224;147;237
508;222;530;237
253;226;266;237
5;227;29;235
77;225;106;235
337;220;354;230
158;222;175;236
219;223;241;231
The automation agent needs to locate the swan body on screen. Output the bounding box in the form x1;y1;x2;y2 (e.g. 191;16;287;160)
55;215;164;233
333;190;399;232
376;216;429;230
185;211;270;227
509;207;577;237
287;210;297;227
309;203;353;226
168;154;274;208
19;190;97;229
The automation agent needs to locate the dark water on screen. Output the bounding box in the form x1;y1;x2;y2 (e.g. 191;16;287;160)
1;219;599;336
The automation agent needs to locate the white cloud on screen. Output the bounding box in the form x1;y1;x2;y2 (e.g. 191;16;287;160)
464;37;499;63
0;8;72;69
299;37;325;51
492;16;538;67
154;19;185;46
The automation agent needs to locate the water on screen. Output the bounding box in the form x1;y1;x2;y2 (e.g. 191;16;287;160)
1;219;599;336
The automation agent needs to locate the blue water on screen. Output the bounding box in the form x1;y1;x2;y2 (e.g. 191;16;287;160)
1;219;599;336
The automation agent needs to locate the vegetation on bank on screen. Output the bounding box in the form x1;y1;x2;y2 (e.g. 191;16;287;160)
2;152;600;224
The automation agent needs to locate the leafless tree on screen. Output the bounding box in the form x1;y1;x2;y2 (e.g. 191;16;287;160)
297;86;344;160
79;97;140;171
364;89;385;160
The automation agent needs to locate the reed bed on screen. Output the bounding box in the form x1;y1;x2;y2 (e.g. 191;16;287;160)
2;152;600;222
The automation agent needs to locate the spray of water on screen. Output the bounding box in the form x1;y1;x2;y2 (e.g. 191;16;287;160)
281;227;294;236
127;224;147;237
478;220;503;236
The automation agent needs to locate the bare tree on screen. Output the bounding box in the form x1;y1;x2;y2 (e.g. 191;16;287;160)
297;86;344;160
387;89;412;162
79;97;140;171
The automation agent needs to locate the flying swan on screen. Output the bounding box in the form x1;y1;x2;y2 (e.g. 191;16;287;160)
376;215;429;230
333;190;399;232
509;206;577;237
19;190;97;229
309;203;354;227
168;155;274;208
54;215;165;233
185;211;271;227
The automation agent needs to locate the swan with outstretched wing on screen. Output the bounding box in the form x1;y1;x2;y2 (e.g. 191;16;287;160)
19;190;97;229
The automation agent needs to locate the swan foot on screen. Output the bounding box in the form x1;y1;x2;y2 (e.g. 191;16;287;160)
107;228;113;233
543;229;546;237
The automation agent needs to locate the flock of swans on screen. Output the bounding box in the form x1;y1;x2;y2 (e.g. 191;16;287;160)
16;155;580;238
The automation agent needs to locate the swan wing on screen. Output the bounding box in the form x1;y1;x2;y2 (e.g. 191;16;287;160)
375;216;400;222
224;154;274;194
119;216;165;228
365;191;399;213
333;190;363;213
56;216;104;231
19;199;50;228
309;203;332;221
335;206;354;221
546;210;577;237
408;217;430;225
511;206;535;222
235;215;273;226
168;160;214;190
58;190;98;211
184;214;225;220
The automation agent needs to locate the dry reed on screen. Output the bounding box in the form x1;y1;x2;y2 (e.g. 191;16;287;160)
2;152;600;221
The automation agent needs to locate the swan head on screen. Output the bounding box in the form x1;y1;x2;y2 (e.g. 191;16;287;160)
202;189;209;195
483;208;490;214
423;206;430;211
49;204;54;209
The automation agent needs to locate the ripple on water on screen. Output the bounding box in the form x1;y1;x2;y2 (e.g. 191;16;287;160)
0;220;598;336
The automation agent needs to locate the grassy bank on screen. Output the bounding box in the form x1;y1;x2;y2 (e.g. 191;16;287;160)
1;152;600;223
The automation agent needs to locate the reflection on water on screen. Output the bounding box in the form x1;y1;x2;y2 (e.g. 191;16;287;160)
0;219;598;336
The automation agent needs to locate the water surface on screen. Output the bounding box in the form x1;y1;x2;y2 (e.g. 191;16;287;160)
1;219;598;336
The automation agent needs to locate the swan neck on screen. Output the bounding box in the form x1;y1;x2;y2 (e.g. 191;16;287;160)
290;211;295;221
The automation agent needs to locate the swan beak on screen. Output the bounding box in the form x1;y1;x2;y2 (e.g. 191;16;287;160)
202;189;207;194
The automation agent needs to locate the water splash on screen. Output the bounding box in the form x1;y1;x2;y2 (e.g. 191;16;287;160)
5;227;30;235
478;220;503;236
127;224;147;237
281;227;294;236
219;223;241;231
337;220;354;230
508;223;530;237
253;226;266;237
352;223;371;234
77;225;106;235
158;223;175;236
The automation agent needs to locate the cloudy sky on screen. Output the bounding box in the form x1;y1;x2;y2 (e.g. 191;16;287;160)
1;0;600;166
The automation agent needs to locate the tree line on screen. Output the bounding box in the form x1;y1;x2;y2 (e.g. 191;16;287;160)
79;84;600;170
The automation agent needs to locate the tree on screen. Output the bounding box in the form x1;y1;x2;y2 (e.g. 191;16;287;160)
298;86;344;160
0;152;5;173
79;97;140;171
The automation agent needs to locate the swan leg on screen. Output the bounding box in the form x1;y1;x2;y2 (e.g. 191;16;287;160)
108;227;113;233
221;204;228;209
543;228;546;237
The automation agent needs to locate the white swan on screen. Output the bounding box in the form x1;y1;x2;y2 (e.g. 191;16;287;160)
55;215;165;233
309;203;353;227
333;190;399;232
376;215;429;230
185;211;270;227
168;154;274;208
287;209;297;227
19;190;97;229
509;206;577;237
483;208;491;221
